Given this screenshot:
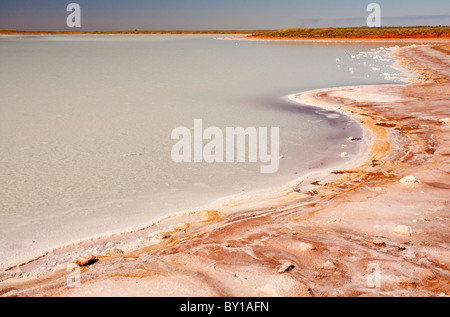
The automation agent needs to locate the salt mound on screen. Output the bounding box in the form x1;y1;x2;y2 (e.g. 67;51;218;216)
394;225;412;237
399;175;421;184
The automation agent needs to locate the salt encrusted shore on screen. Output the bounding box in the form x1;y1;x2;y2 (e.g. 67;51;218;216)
1;43;449;297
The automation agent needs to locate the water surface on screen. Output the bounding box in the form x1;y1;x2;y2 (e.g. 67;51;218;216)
0;34;403;267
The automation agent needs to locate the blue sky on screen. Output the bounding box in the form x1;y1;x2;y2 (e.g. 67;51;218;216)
0;0;449;30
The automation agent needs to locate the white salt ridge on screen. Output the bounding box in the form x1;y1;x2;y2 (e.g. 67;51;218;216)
336;45;408;83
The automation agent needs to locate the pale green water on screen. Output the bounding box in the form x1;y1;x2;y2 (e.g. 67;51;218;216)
0;34;404;268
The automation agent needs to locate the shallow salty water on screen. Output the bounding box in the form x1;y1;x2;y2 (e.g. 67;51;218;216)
0;34;404;267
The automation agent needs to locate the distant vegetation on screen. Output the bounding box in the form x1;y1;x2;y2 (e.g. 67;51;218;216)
250;26;450;39
1;26;449;38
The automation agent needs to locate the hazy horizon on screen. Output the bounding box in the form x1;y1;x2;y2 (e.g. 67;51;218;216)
0;0;449;31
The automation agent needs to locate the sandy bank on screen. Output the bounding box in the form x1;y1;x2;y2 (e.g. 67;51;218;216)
1;43;449;297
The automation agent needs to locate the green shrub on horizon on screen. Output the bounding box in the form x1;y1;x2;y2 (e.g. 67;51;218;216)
253;26;450;38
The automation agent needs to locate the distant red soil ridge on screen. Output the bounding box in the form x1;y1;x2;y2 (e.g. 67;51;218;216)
1;27;449;39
